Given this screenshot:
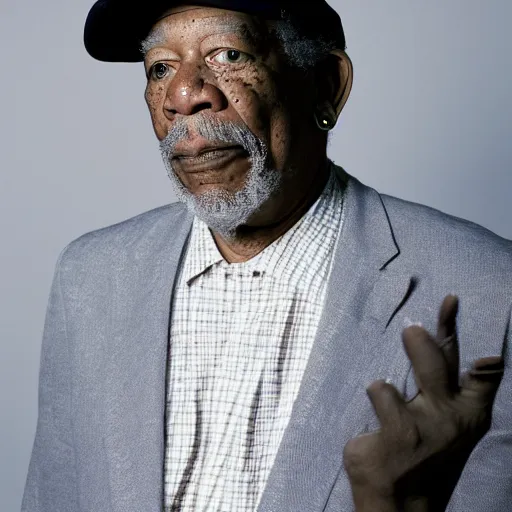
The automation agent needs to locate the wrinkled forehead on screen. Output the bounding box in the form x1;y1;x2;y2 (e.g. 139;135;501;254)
142;6;268;53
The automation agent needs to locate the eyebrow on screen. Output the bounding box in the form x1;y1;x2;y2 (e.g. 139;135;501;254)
140;26;167;55
140;17;263;56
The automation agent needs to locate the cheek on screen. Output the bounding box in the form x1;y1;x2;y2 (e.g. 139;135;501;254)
234;72;294;169
219;67;285;144
267;71;317;169
268;106;293;169
145;83;168;139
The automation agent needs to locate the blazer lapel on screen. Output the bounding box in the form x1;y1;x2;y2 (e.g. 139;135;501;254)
258;168;415;512
102;205;193;512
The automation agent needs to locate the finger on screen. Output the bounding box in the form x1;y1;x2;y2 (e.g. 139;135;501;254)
366;380;419;444
403;325;452;399
460;356;504;408
458;315;507;416
436;295;460;391
343;431;382;471
436;295;459;341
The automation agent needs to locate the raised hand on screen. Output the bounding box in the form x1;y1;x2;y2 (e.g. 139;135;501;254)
343;295;505;512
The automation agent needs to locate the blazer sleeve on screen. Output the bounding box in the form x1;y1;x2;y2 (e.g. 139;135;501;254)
21;249;80;512
447;309;512;511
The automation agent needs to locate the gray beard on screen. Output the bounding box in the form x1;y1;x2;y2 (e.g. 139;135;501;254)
160;114;283;240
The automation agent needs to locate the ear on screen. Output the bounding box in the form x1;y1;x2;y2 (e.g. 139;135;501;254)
314;50;353;117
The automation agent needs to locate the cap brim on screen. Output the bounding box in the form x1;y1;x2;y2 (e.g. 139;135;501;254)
84;0;282;62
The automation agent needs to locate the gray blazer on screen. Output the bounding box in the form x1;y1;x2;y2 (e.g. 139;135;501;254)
22;166;512;512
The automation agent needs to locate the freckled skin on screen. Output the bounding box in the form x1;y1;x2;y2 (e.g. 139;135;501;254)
144;5;352;262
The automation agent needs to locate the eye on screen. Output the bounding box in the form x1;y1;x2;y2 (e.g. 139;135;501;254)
209;49;251;66
149;62;170;80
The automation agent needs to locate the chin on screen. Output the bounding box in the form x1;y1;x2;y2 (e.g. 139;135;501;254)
164;145;284;237
182;187;260;237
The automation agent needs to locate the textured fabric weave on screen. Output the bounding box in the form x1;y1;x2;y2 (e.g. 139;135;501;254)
163;168;345;511
22;165;512;512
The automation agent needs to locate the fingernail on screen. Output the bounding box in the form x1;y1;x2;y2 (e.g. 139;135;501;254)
404;318;423;328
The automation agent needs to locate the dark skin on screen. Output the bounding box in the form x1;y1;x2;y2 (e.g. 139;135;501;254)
143;6;353;262
143;6;504;511
344;295;504;511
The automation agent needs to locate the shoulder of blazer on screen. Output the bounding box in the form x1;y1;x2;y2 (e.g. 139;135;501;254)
378;192;512;274
56;202;192;281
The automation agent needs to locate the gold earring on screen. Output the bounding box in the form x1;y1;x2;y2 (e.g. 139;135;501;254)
314;102;337;131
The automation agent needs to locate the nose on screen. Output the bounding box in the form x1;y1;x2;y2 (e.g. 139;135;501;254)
163;62;228;118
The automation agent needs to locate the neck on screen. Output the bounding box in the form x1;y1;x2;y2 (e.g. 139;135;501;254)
212;158;331;263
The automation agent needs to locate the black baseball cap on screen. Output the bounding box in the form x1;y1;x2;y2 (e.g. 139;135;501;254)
84;0;345;62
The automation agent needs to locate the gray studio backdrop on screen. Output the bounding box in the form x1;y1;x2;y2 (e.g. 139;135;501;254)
2;1;511;510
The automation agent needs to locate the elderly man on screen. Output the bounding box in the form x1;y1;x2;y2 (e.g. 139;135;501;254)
22;1;511;511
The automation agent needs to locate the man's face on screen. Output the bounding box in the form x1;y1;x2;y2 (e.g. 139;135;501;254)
143;6;320;237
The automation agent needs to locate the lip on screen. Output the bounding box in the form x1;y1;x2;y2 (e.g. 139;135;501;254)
173;142;244;159
172;146;248;173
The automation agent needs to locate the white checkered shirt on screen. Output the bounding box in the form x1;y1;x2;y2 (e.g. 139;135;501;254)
164;166;345;511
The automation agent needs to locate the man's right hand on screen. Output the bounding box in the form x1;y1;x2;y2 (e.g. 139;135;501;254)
343;295;505;512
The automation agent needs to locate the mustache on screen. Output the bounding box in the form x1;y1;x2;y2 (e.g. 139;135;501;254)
159;115;265;162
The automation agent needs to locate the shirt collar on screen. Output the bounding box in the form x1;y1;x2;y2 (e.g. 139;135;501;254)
183;217;225;285
183;161;340;285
